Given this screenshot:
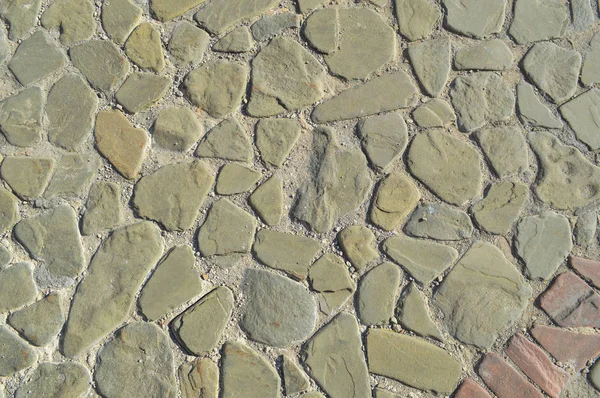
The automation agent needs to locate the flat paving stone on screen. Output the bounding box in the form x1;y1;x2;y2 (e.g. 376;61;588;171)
509;0;569;44
394;0;441;41
0;0;42;40
404;202;473;241
358;112;408;171
213;27;253;53
115;72;171;114
571;0;595;30
70;40;130;94
153;107;203;152
454;379;492;398
531;324;600;372
248;175;283;226
303;8;337;54
81;181;123;235
151;0;206;21
560;89;600;150
282;354;310;395
41;0;95;45
338;225;378;271
408;38;450;97
574;212;597;246
0;87;43;147
581;33;600;86
1;156;55;200
309;253;355;315
0;263;37;313
216;163;261;195
168;21;210;67
475;126;529;177
15;362;90;398
178;358;219;398
44;153;98;199
8;30;67;86
7;292;64;346
0;326;37;377
125;22;165;72
455;39;513;71
473;181;529;235
256;118;301;167
398;282;443;340
195;118;252;162
412;99;456;128
194;0;278;35
478;352;544;398
517;82;564;128
370;172;420;231
0;188;18;234
570;256;600;288
251;13;299;41
443;0;505;38
101;0;142;44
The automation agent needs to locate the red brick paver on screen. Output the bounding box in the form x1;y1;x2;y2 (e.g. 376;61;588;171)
531;324;600;372
478;352;544;398
570;255;600;289
454;379;492;398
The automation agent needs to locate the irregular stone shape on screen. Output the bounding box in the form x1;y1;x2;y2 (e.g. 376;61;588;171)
473;182;528;235
359;112;408;170
15;362;90;398
196;118;252;162
443;0;505;38
153;107;203;152
338;225;378;270
571;0;595;30
384;236;457;285
412;99;456;128
560;89;600;150
96;322;176;398
398;282;443;340
404;202;473;241
241;268;316;346
298;0;327;12
0;0;42;40
478;353;544;398
70;40;130;94
0;263;37;313
303;313;370;398
251;13;299;41
248;175;283;226
434;241;532;348
213;27;253;53
408;129;482;205
506;333;568;398
370;173;420;231
15;205;84;279
574;212;597;246
582;33;600;86
357;262;401;325
8;30;67;86
41;0;94;45
133;161;213;231
312;71;418;123
44;153;98;199
1;156;55;200
125;23;165;72
8;293;64;346
221;341;280;398
256;118;300;167
197;199;257;257
303;8;337;54
216;164;261;195
309;254;355;315
0;188;18;234
408;38;450;97
169;21;210;67
184;60;247;118
294;128;372;233
509;0;569;44
394;0;440;41
475;126;529;177
367;329;461;394
62;222;163;358
171;287;234;355
571;256;600;288
139;246;202;321
179;358;218;398
450;72;515;132
247;37;325;117
101;0;142;44
151;0;206;21
82;181;123;235
282;355;310;395
95;110;149;180
455;39;513;71
194;0;277;35
516;82;563;129
0;87;43;147
531;324;600;372
516;212;572;280
115;73;171;114
454;380;492;398
0;326;37;376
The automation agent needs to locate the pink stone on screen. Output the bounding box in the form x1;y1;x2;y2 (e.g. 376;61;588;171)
570;255;600;289
478;352;544;398
454;379;492;398
531;324;600;372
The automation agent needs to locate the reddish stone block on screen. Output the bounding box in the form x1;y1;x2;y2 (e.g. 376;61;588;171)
454;379;492;398
531;324;600;372
506;333;568;398
538;271;600;328
570;255;600;289
478;352;544;398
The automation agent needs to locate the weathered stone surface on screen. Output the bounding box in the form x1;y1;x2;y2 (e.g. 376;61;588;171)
101;0;142;44
9;30;67;86
248;37;325;117
0;326;37;376
560;89;600;150
71;40;130;94
408;129;482;205
509;0;569;44
455;39;513;71
303;313;370;398
359;112;408;170
169;21;210;67
312;71;418;123
0;87;43;147
15;362;90;398
473;182;528;235
213;27;253;53
294;128;372;233
185;60;247;118
44;153;98;199
394;0;440;41
82;181;123;235
582;33;600;86
171;287;234;355
151;0;206;21
398;282;443;340
216;164;261;195
197;199;257;257
116;73;171;114
450;72;515;132
443;0;505;38
221;341;280;398
0;0;42;40
0;244;12;269
251;13;299;41
454;379;492;398
248;175;283;226
367;329;461;394
282;355;309;395
516;212;572;280
383;236;458;285
95;110;149;180
8;293;64;346
529;131;600;209
153;107;203;152
477;126;528;178
179;358;218;398
241;268;316;346
0;188;18;234
338;225;378;270
357;262;401;325
478;353;544;398
0;263;36;313
434;241;532;348
517;82;564;128
571;0;595;30
196;118;252;162
371;173;420;231
256;118;300;167
1;156;55;200
374;388;403;398
309;254;355;315
96;322;176;398
303;8;337;54
405;202;473;241
412;99;456;128
194;0;278;35
408;38;450;97
574;212;598;246
298;0;327;13
62;222;163;357
125;23;165;72
41;0;95;45
531;324;600;372
571;256;600;288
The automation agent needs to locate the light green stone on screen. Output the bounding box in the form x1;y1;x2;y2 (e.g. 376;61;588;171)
8;293;65;346
151;0;207;21
251;13;299;41
1;156;55;200
213;27;253;53
394;0;440;41
0;326;37;377
0;188;19;234
357;262;401;325
125;23;165;72
0;87;43;147
475;126;529;177
309;253;355;315
194;0;278;35
44;153;98;199
8;30;67;86
560;89;600;150
404;202;473;241
70;40;131;93
398;282;443;340
41;0;95;45
304;8;337;54
195;118;252;162
358;112;408;170
101;0;142;45
408;38;450;97
248;175;283;226
216;164;261;195
455;39;513;71
153;107;203;152
178;358;219;398
370;173;420;231
169;21;210;66
516;82;563;129
473;181;529;235
509;0;569;44
256;118;301;167
0;0;42;40
412;99;456;128
116;72;171;114
0;263;37;313
82;181;123;235
15;362;90;398
282;354;310;395
337;225;378;270
443;0;505;38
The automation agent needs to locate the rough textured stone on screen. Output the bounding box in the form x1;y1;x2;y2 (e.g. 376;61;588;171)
408;38;450;97
179;358;218;398
517;82;563;128
571;256;600;288
509;0;569;44
0;87;43;147
116;73;171;114
1;156;55;200
357;262;401;325
241;268;316;346
408;129;482;205
151;0;206;21
571;0;595;30
195;118;252;162
0;188;18;234
96;322;176;398
383;236;458;285
371;173;420;231
434;241;532;348
560;89;600;150
194;0;277;35
213;27;253;53
405;202;473;241
478;353;544;398
454;379;492;398
8;293;64;346
412;99;456;128
153;107;203;152
0;326;37;376
251;13;299;41
582;33;600;86
71;40;130;94
15;362;90;398
125;23;165;72
338;226;378;270
216;164;261;195
443;0;505;38
309;254;355;315
0;263;37;313
358;112;408;170
473;182;528;235
394;0;440;41
82;181;123;235
248;175;283;226
282;354;310;395
168;21;210;67
367;329;461;394
256;118;300;167
476;126;529;177
44;153;98;199
398;282;443;340
253;231;320;280
574;212;597;246
41;0;95;45
303;313;370;398
171;287;234;356
62;222;163;358
455;39;513;71
531;324;600;372
8;30;67;86
0;0;42;40
101;0;142;44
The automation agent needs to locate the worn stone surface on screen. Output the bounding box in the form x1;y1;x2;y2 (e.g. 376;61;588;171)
168;21;210;67
338;225;378;270
82;181;123;235
153;107;203;152
473;181;528;235
1;156;55;200
398;282;443;340
405;202;473;241
0;188;18;234
394;0;440;41
15;362;90;398
509;0;569;44
0;326;37;377
303;8;337;54
248;175;283;226
582;33;600;86
571;256;600;288
194;0;278;35
71;40;130;94
0;263;37;313
101;0;142;44
125;22;165;72
560;89;600;150
531;324;600;372
477;126;528;178
116;72;171;114
412;99;456;128
516;82;564;129
454;380;492;398
213;27;253;53
195;118;252;162
574;213;598;246
9;30;67;86
151;0;206;21
282;354;309;395
358;112;408;170
0;245;12;269
178;358;219;398
409;38;450;97
0;0;42;40
443;0;505;38
41;0;95;45
478;353;544;398
256;118;300;167
7;293;64;346
251;13;299;41
571;0;595;31
298;0;327;13
371;173;420;231
455;39;513;71
216;163;261;195
309;253;355;315
44;153;98;199
374;388;403;398
0;87;43;147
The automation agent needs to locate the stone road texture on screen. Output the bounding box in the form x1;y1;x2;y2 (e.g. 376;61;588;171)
0;0;600;397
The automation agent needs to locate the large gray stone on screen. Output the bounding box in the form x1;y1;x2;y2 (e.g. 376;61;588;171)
153;107;203;152
475;126;529;177
1;156;55;200
509;0;569;44
0;326;37;376
41;0;95;45
15;362;90;398
101;0;142;44
150;0;207;21
370;172;420;231
337;225;378;271
0;0;42;40
248;175;283;226
125;23;165;72
571;0;595;30
516;82;563;129
0;87;43;147
178;358;219;398
70;40;130;93
216;163;261;195
115;73;171;114
394;0;441;41
194;0;278;35
251;13;299;41
412;99;456;128
408;38;450;97
195;118;252;162
282;355;309;395
82;181;123;235
309;253;355;315
358;112;408;170
582;33;600;86
560;89;600;150
168;21;210;67
443;0;505;38
398;282;443;340
44;153;98;199
455;39;513;71
8;293;64;346
8;30;67;86
357;262;401;325
255;118;301;167
0;263;37;313
404;202;473;241
473;181;529;235
213;27;253;53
